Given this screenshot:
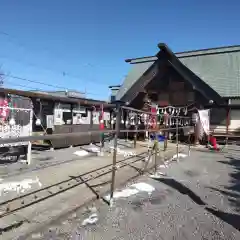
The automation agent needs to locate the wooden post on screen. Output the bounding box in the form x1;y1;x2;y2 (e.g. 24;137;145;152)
194;113;199;145
154;133;158;173
134;127;137;148
100;104;104;155
110;102;121;204
27;141;32;165
164;116;168;151
188;141;191;156
27;109;33;165
226;107;230;146
89;109;93;145
176;118;179;161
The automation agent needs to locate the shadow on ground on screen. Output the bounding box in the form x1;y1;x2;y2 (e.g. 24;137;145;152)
215;156;240;212
154;177;240;231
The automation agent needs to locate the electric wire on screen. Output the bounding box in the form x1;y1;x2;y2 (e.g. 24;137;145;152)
1;74;103;97
0;30;115;85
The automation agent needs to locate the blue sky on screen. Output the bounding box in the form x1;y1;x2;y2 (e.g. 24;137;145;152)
0;0;239;100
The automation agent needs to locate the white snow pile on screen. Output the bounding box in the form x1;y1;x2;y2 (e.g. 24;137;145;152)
74;150;89;157
89;147;100;153
104;182;155;202
74;146;101;157
81;213;98;226
159;164;168;169
0;177;42;196
109;146;136;158
81;206;98;226
150;172;167;179
170;153;187;161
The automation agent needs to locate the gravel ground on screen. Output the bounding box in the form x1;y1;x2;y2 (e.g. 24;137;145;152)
0;139;138;179
26;145;240;240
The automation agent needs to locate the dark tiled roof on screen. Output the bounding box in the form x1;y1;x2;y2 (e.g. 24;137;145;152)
116;59;155;101
0;87;111;108
176;45;240;58
177;49;240;97
117;44;240;101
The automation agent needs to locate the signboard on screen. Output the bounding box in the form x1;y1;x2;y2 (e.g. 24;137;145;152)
104;112;110;121
192;113;199;125
0;109;32;147
54;109;63;125
72;105;86;114
198;109;210;135
46;115;54;129
66;91;85;98
0;96;33;148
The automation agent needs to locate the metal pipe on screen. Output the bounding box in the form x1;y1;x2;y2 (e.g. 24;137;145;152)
154;134;158;173
133;115;137;148
176;118;179;161
226;106;230;146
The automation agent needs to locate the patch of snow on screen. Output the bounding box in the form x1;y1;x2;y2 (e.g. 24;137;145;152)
104;182;155;201
131;182;155;193
104;188;139;201
89;147;100;153
31;232;43;239
150;172;167;179
74;150;89;157
19;159;28;164
81;213;98;226
0;177;42;196
159;164;167;168
109;146;136;158
171;153;187;161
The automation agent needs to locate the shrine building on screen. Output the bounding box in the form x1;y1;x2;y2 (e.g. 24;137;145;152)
111;43;240;136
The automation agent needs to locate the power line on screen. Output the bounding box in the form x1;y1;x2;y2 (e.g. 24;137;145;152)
3;79;44;91
0;53;109;86
0;30;116;85
3;80;104;98
0;53;110;86
3;73;70;90
1;74;103;97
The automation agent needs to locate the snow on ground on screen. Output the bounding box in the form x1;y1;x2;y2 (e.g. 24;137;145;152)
104;182;155;202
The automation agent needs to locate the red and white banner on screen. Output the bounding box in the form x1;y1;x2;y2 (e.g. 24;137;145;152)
99;104;104;130
151;106;157;128
198;109;210;135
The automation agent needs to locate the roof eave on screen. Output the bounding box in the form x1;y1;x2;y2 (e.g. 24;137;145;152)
0;87;112;108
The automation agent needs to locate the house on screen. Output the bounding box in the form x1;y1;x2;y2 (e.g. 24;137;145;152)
0;87;112;148
115;43;240;135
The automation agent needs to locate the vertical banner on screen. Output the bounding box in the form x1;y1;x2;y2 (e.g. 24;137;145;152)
151;106;157;129
198;109;210;135
99;104;104;130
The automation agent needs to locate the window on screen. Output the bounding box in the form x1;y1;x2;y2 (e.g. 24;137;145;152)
63;112;72;125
